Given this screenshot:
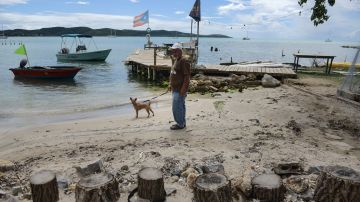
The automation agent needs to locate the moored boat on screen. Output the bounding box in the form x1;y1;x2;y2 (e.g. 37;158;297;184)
0;24;7;39
56;34;111;61
332;62;360;70
9;66;82;79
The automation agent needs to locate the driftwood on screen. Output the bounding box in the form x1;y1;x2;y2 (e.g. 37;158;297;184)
75;172;120;202
251;173;285;202
137;167;166;201
30;170;59;202
314;165;360;202
193;173;232;202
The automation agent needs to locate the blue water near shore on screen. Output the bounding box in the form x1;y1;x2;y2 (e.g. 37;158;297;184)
0;36;358;129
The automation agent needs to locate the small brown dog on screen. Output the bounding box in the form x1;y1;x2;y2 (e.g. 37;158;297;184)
130;97;154;118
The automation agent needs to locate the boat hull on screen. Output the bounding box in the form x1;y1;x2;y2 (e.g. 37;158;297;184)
9;66;81;79
332;62;360;70
56;49;111;61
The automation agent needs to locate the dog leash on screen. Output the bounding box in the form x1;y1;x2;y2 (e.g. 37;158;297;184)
142;89;169;103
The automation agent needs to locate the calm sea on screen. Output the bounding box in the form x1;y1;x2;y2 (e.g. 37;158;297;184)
0;36;358;129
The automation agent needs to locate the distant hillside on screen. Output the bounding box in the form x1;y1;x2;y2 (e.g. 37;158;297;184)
4;27;231;38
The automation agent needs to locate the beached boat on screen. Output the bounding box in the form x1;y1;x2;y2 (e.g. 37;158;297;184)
332;62;360;70
242;31;250;40
9;66;82;79
325;38;332;42
56;34;111;61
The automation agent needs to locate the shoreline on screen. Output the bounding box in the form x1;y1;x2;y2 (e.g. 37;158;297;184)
0;89;171;133
0;77;359;201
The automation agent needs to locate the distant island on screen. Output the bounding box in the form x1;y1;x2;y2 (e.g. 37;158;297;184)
3;26;231;38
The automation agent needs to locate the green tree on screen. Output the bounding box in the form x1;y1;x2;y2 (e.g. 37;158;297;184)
298;0;336;26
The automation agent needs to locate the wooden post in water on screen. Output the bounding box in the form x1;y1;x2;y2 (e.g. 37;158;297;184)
153;48;157;66
147;67;150;79
152;69;156;81
293;56;296;70
30;170;59;202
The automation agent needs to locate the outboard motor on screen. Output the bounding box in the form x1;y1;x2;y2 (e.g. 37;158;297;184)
20;59;27;68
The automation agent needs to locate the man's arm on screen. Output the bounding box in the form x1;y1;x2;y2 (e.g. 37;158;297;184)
180;75;190;96
180;61;191;96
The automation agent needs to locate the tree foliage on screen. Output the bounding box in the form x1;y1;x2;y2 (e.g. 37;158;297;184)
298;0;336;26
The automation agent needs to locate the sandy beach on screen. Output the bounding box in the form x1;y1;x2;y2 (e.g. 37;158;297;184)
0;74;359;202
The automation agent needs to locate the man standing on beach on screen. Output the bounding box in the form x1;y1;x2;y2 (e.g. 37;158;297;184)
169;43;191;130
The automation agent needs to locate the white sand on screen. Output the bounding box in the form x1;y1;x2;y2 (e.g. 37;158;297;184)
0;76;359;202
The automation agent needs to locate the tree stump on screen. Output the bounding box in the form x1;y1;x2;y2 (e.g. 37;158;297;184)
193;173;232;202
137;167;166;201
314;165;360;202
30;170;59;202
75;172;120;202
251;174;285;202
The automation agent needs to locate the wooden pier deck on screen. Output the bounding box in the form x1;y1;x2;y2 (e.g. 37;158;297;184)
125;49;297;80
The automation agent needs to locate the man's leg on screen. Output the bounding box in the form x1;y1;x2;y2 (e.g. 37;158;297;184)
181;93;186;127
172;91;185;128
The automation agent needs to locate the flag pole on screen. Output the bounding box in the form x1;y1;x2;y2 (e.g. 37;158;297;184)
26;55;31;67
148;10;150;29
196;21;199;64
190;19;193;41
23;45;31;67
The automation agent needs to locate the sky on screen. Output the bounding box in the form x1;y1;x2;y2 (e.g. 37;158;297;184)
0;0;360;41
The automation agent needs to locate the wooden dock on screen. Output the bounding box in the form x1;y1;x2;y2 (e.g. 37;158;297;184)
124;49;297;80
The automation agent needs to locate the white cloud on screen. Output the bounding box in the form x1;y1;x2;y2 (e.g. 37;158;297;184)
215;0;338;40
0;0;27;5
335;0;360;11
218;2;247;15
175;11;184;15
65;1;89;5
152;14;166;18
251;0;298;13
129;0;139;3
0;12;133;30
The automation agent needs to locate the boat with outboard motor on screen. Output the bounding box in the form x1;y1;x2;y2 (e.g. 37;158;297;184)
56;34;111;61
9;59;81;79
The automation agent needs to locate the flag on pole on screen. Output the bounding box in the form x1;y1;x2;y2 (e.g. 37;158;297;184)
189;0;201;22
15;44;27;55
133;10;149;27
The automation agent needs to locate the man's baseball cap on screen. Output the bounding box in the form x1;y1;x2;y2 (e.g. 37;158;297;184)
171;42;182;49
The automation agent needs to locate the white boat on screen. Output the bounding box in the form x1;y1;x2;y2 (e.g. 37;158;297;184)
56;34;111;61
0;24;7;39
108;29;117;38
242;31;250;40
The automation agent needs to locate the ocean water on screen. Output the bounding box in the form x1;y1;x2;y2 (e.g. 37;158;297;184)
0;36;358;129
